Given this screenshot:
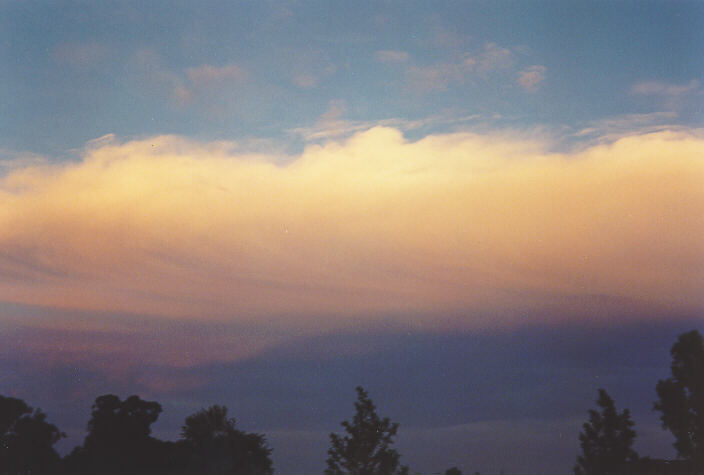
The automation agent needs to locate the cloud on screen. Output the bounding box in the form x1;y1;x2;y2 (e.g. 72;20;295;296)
132;49;189;105
406;63;466;93
292;72;319;88
0;128;702;332
287;100;372;141
517;65;546;91
573;112;680;142
289;110;483;143
132;50;248;107
291;62;336;89
405;42;515;92
283;47;337;89
286;101;480;142
631;79;699;97
0;307;292;379
0;150;48;176
185;64;248;87
475;42;513;73
631;80;701;110
171;85;194;106
374;50;409;63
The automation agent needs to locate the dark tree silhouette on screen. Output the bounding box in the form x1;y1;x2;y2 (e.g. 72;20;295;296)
445;467;462;475
574;388;637;475
180;405;273;475
62;397;271;474
0;395;64;475
182;405;234;448
325;386;409;475
65;394;163;474
654;329;704;470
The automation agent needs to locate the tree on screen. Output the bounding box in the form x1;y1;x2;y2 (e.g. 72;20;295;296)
654;329;704;469
0;395;65;475
325;386;409;475
574;388;637;475
445;467;462;475
66;394;163;474
180;405;273;475
182;405;234;449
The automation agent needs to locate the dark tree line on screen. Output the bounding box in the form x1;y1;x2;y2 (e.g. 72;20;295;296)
575;329;704;475
1;394;272;475
2;329;701;474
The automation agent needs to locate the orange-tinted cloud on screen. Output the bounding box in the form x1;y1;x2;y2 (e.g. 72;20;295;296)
0;128;702;330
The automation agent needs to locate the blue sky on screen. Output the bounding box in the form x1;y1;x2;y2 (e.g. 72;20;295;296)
2;1;702;156
1;2;703;474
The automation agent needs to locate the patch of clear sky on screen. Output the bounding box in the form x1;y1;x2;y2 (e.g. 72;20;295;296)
1;0;702;157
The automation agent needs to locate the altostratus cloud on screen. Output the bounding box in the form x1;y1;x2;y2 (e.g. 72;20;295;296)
0;128;702;328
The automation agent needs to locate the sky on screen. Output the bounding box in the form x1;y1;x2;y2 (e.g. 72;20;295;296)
1;1;703;473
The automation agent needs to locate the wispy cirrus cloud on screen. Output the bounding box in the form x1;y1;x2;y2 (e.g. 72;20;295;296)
573;111;681;142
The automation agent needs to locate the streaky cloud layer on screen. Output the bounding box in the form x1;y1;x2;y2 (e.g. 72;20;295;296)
0;127;702;329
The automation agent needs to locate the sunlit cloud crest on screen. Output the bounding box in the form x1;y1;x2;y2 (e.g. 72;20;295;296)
0;128;702;329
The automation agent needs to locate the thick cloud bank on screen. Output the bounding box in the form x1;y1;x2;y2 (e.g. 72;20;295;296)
1;128;702;329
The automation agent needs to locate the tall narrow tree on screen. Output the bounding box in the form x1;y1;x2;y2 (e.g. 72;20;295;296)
325;386;409;475
575;389;637;475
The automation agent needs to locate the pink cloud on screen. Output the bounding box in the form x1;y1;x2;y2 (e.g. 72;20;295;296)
517;65;547;91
